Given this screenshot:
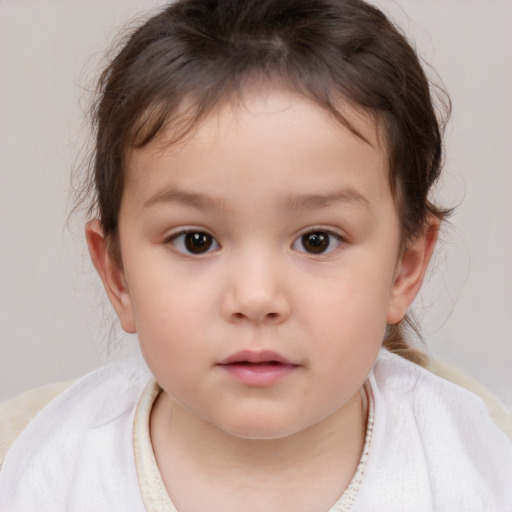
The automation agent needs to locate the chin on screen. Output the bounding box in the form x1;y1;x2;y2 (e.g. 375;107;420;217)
215;414;308;441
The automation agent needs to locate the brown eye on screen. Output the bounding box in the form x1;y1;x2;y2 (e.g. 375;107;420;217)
185;232;212;253
170;231;219;255
302;232;328;253
294;230;342;255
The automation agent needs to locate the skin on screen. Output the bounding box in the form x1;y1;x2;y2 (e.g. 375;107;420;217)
87;88;438;512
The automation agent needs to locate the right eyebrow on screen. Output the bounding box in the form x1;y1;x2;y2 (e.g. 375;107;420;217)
143;187;228;211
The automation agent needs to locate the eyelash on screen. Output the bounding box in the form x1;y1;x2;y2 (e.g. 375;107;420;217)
166;228;344;256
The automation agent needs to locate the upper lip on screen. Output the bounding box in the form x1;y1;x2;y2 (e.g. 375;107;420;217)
218;350;297;366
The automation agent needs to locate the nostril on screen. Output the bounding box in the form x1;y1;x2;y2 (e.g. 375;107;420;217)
231;311;279;322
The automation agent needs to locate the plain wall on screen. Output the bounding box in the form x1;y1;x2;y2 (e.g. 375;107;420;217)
1;0;511;409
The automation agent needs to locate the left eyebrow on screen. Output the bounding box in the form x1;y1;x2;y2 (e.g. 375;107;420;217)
284;189;371;211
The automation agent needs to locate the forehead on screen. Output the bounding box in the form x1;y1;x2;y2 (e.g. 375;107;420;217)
123;88;389;205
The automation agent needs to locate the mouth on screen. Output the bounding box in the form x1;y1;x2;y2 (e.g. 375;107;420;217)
217;350;299;387
219;350;296;366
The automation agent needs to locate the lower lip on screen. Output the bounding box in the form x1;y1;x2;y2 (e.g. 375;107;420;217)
218;362;298;386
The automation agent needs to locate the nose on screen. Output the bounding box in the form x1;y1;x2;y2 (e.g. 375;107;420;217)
221;251;291;325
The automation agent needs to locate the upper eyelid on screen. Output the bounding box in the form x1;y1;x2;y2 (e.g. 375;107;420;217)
295;226;346;239
165;227;216;240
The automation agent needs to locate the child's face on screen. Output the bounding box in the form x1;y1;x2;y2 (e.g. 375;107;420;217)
90;89;429;439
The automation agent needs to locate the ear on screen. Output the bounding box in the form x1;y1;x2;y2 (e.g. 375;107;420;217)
85;220;136;333
386;218;439;325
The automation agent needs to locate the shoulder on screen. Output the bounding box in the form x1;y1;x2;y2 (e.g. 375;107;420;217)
373;350;512;440
372;350;512;451
427;355;512;440
0;357;151;511
360;350;512;511
0;380;75;470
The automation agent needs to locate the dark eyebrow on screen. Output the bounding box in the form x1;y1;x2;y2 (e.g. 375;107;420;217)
143;188;227;210
284;189;370;210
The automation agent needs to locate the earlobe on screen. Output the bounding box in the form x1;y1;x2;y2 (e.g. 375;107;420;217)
386;219;439;325
85;220;136;334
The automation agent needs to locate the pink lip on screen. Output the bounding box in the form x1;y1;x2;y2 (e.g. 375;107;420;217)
217;350;299;387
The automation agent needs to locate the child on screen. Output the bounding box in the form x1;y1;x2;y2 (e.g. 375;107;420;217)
1;0;511;510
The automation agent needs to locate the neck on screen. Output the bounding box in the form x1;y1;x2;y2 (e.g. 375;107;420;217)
150;387;368;512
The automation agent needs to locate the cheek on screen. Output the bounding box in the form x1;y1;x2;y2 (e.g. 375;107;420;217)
302;268;392;331
125;266;210;359
298;265;392;370
134;293;209;400
312;299;384;403
127;251;213;318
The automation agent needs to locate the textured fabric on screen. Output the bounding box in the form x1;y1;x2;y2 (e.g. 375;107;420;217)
1;351;511;511
428;357;512;440
0;358;151;511
352;351;512;511
0;380;75;471
133;381;177;512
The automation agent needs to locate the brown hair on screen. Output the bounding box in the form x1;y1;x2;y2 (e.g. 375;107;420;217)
84;0;451;365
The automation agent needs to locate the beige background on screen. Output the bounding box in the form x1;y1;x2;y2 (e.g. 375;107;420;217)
1;0;511;409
